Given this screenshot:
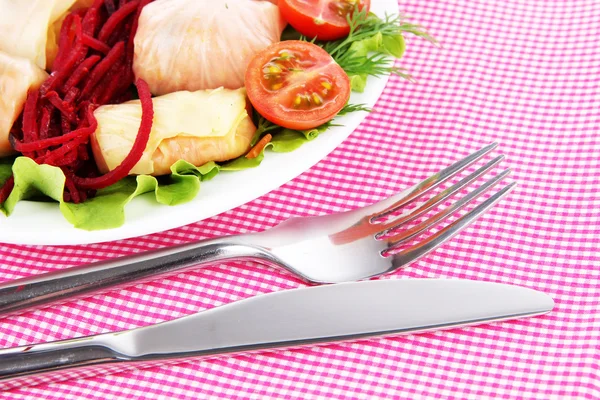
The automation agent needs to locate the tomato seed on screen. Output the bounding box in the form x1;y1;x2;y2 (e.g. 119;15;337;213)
278;51;293;60
330;0;358;16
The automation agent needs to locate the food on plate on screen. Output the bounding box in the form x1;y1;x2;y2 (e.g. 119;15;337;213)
0;0;434;230
0;0;152;204
75;78;154;191
0;52;49;157
245;41;350;130
133;0;286;95
91;88;256;176
278;0;370;41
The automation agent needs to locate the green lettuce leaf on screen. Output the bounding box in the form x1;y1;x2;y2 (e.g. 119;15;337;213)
345;31;406;92
221;124;327;170
348;32;384;58
0;122;329;230
0;157;220;230
382;34;406;58
349;74;369;92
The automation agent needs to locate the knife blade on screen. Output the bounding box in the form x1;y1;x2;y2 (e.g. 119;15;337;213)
0;279;553;390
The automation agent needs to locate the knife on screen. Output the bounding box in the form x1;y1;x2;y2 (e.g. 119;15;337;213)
0;279;553;390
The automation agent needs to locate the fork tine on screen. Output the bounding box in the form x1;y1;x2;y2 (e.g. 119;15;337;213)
386;181;517;272
375;155;505;235
380;168;511;244
371;142;498;221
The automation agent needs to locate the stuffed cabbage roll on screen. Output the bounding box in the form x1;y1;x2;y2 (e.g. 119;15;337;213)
133;0;286;95
91;88;256;176
0;0;78;69
0;51;49;157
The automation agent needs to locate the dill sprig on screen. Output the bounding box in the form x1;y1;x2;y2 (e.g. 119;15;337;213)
316;10;436;81
337;52;414;81
338;103;372;115
325;10;436;58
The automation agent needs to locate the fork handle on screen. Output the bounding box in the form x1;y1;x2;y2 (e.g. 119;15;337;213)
0;235;271;318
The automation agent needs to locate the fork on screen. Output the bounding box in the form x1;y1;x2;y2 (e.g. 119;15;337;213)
0;143;515;317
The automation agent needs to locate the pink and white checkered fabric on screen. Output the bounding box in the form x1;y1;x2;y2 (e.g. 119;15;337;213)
1;0;599;398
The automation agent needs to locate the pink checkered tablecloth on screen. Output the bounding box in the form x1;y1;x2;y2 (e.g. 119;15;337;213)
1;0;599;398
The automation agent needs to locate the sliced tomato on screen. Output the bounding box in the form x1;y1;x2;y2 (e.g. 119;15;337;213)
279;0;370;41
245;40;350;130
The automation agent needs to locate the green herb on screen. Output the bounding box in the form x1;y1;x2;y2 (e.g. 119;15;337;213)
310;10;436;91
250;111;281;146
249;102;371;146
337;103;371;115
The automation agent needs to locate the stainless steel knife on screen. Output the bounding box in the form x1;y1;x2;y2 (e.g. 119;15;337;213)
0;279;553;390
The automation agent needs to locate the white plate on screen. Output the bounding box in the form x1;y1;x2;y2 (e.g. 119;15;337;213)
0;0;397;246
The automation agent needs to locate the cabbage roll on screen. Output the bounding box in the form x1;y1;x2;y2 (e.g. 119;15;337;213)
0;51;49;157
91;88;257;176
0;0;78;69
133;0;286;95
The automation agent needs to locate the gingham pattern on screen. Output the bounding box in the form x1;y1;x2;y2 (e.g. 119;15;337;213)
1;0;599;398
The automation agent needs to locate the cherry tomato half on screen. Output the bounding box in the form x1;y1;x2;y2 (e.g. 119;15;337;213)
245;40;350;130
279;0;371;41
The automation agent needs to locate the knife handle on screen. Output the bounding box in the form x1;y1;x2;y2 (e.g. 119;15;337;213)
0;341;124;384
0;235;273;317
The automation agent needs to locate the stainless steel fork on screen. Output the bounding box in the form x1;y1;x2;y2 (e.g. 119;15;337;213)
0;143;515;317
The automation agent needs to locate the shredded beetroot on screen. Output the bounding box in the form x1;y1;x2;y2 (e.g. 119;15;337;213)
98;1;139;43
53;13;76;71
0;1;154;204
21;89;40;144
0;176;14;204
98;62;126;104
45;91;77;121
60;114;73;136
13;108;97;153
93;56;130;103
104;0;117;15
63;56;95;91
64;87;80;103
74;79;153;190
40;17;85;95
81;35;111;54
52;150;79;167
79;41;125;100
37;135;89;165
63;171;81;203
38;106;53;141
82;0;105;36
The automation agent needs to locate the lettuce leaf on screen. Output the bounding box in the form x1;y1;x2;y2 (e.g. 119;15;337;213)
345;31;406;92
0;157;219;230
0;122;323;230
